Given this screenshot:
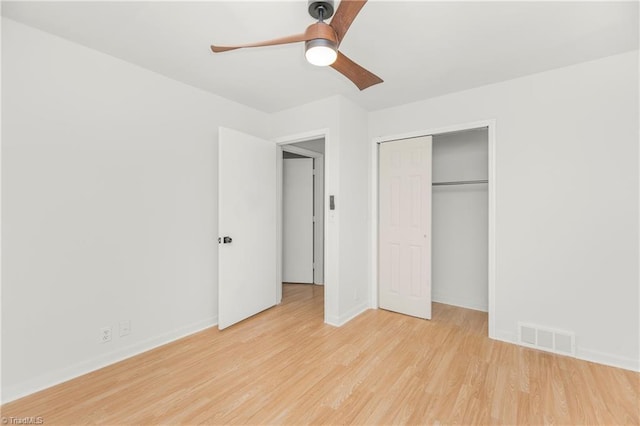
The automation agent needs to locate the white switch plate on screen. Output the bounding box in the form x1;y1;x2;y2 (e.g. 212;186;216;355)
119;320;131;337
100;326;112;343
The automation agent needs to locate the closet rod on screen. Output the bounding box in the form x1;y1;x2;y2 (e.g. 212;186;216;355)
432;179;488;186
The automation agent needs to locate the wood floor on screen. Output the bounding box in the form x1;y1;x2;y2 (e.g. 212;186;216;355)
3;284;639;425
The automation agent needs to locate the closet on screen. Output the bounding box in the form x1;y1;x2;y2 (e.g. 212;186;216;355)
432;128;488;312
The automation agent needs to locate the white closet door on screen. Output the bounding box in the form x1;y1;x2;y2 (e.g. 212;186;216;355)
379;136;432;319
283;158;314;283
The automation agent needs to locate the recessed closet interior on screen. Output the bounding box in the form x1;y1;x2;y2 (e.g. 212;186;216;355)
432;128;489;313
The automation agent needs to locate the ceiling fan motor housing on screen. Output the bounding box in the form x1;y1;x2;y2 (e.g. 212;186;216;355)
308;0;335;20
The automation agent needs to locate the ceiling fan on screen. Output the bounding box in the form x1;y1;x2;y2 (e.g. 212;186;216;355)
210;0;383;91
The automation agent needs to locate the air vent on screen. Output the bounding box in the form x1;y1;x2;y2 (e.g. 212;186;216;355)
554;332;575;355
520;325;536;345
518;322;575;356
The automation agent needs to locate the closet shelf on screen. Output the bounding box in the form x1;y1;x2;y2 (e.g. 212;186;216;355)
432;179;488;186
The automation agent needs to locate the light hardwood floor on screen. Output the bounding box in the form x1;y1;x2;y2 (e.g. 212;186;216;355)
3;284;639;425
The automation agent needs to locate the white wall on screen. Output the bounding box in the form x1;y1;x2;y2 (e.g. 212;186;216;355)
271;95;370;325
1;18;269;402
370;50;639;371
271;96;341;323
337;97;370;320
432;129;488;311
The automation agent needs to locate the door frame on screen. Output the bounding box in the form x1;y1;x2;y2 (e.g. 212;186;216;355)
282;144;323;159
274;129;332;323
371;119;497;338
282;144;325;286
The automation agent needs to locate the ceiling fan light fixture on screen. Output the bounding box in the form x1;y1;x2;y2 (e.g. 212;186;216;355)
305;38;337;66
211;0;383;90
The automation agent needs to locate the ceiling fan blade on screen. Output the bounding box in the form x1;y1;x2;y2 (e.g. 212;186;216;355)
211;32;309;53
330;51;382;90
330;0;367;44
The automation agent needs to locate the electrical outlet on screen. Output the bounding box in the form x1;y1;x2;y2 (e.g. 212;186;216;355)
119;320;131;337
100;326;112;343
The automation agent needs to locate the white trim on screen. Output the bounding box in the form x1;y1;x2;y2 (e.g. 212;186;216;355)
493;329;518;345
274;129;333;325
487;121;497;339
372;120;496;145
432;292;488;313
2;316;218;404
370;119;497;339
276;144;284;304
282;144;323;158
326;303;369;327
495;327;640;372
576;348;640;372
325;314;340;326
369;134;379;310
0;16;4;406
274;129;330;146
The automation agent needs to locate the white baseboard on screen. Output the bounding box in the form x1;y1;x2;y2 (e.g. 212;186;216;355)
492;329;518;344
432;292;488;312
494;327;639;372
325;302;369;327
576;347;640;372
338;302;369;326
325;313;340;326
2;316;218;404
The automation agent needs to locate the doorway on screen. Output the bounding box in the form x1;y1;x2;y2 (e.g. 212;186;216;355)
432;128;489;312
373;120;496;338
218;128;328;330
279;138;326;297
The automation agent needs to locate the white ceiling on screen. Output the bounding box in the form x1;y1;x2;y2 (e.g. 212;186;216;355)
2;1;638;113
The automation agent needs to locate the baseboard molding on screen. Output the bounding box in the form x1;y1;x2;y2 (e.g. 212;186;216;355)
325;313;340;326
2;316;218;404
492;329;518;345
432;292;488;312
325;302;369;327
494;328;639;372
576;347;640;372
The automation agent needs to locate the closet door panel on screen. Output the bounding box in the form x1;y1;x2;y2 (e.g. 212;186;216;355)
379;136;432;319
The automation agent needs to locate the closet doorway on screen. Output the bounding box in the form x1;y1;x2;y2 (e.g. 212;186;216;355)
281;139;325;286
375;121;496;337
432;128;489;312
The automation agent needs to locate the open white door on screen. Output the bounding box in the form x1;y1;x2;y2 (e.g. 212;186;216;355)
313;157;324;284
283;158;314;283
378;136;433;319
219;127;276;330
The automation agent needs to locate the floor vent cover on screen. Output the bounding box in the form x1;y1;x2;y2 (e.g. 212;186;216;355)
518;322;575;356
